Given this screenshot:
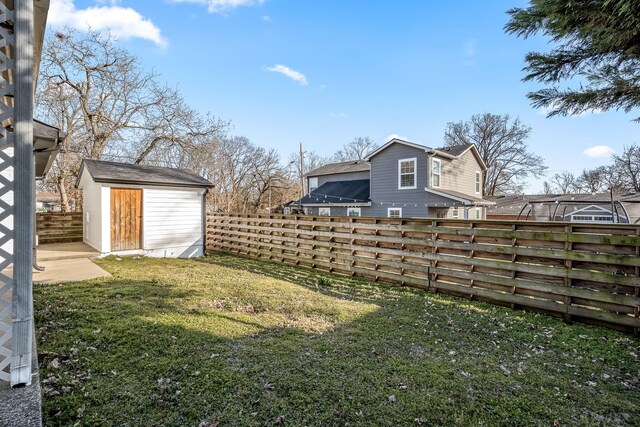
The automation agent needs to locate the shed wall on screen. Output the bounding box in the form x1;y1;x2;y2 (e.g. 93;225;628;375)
142;187;205;258
80;172;102;251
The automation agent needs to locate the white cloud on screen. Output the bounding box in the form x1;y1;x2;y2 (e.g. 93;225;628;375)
49;0;167;47
329;112;347;118
583;145;615;158
385;134;412;143
463;39;478;57
262;15;271;21
266;64;308;85
172;0;265;13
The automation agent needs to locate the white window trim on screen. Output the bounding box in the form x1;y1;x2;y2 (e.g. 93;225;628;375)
398;157;417;190
475;171;481;194
431;158;441;188
475;207;481;219
347;207;361;217
309;177;318;193
452;207;458;219
387;207;402;218
318;207;330;216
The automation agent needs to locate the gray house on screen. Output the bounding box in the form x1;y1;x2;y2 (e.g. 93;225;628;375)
298;138;492;218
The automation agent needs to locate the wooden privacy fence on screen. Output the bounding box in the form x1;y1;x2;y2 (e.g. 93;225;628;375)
207;213;640;334
36;212;83;244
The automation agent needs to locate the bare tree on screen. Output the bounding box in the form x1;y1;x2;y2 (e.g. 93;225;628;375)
613;144;640;192
550;171;577;193
36;28;227;211
443;113;546;196
542;181;554;195
333;136;379;161
575;168;606;194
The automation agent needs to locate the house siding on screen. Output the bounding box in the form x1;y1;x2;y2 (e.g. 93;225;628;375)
368;143;430;217
437;148;483;196
306;206;351;216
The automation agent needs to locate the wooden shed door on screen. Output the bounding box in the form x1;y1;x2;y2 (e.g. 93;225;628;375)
110;188;142;251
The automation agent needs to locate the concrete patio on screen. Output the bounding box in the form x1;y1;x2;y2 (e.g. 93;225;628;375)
33;242;110;284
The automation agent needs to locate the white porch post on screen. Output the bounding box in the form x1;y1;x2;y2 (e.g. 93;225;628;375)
11;0;34;386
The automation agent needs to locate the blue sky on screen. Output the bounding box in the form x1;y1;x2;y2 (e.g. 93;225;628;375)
48;0;639;191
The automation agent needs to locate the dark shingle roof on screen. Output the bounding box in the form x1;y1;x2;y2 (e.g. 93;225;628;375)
306;160;370;177
298;179;370;205
78;160;213;188
433;143;473;158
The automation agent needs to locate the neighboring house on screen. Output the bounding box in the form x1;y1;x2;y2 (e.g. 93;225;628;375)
486;193;640;224
297;138;492;218
36;192;71;212
76;160;214;258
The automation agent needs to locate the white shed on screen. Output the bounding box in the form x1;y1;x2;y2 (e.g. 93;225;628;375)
76;160;213;258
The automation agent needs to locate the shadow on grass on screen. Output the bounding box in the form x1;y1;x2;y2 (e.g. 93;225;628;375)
199;251;408;304
34;257;640;427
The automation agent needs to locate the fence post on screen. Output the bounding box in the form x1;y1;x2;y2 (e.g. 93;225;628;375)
563;225;573;324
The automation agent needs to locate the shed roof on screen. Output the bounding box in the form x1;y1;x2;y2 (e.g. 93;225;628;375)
298;179;370;205
306;160;370;177
77;160;214;188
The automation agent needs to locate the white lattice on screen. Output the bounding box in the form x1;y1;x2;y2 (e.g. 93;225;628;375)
0;1;15;384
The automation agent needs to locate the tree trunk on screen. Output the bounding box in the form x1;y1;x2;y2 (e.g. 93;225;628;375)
58;176;70;213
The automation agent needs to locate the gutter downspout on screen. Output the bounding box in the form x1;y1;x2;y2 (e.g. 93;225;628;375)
202;188;209;256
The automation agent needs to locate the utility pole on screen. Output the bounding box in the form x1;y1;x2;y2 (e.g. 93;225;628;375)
298;142;305;212
299;142;305;198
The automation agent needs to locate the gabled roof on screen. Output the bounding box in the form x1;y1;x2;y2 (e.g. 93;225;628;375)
365;138;430;160
432;143;473;158
306;160;370;177
298;179;370;206
563;204;623;217
76;160;214;189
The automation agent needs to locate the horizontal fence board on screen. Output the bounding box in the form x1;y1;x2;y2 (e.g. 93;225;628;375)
36;212;84;244
207;214;640;334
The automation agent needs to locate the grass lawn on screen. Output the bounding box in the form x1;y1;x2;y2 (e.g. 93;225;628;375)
35;253;639;426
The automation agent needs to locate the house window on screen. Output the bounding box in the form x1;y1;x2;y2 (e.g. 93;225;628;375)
475;171;481;194
475;208;481;219
431;158;441;188
318;207;330;216
388;208;402;218
452;207;458;219
308;177;318;193
347;207;361;217
398;158;417;189
436;209;447;219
